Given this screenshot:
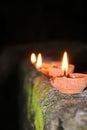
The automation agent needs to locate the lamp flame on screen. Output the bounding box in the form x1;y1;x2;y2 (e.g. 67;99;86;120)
31;53;36;64
36;53;42;69
62;51;68;75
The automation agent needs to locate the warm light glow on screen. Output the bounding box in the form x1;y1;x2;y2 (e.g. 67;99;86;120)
36;53;42;69
62;51;68;73
31;53;36;64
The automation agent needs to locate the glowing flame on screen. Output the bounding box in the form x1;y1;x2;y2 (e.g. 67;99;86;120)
36;53;42;69
62;51;68;73
31;53;36;64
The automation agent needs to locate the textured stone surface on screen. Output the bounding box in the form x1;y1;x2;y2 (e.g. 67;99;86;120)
20;59;87;130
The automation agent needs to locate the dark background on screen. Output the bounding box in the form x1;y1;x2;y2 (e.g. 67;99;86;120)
0;3;87;48
0;4;87;130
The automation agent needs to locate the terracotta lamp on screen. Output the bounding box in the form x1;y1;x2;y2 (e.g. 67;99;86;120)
50;52;87;94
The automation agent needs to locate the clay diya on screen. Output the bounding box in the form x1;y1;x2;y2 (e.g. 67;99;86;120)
32;53;74;76
50;73;87;94
50;51;87;94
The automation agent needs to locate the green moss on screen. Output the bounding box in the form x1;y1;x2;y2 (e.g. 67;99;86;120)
24;75;44;130
31;78;44;130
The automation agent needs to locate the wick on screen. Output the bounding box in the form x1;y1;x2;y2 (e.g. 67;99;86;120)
64;70;66;77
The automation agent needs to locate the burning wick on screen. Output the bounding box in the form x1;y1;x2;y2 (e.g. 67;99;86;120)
31;53;36;64
62;51;68;77
64;70;66;77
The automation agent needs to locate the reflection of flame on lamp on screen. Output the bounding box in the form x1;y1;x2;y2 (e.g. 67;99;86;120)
31;53;36;64
62;51;68;76
36;53;42;69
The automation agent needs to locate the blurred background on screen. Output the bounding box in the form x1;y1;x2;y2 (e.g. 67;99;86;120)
0;3;87;49
0;3;87;130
